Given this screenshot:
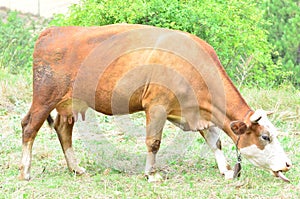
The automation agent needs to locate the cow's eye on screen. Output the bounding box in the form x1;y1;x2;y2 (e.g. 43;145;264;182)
261;135;270;142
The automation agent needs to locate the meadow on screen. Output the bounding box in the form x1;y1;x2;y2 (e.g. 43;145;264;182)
0;5;300;198
0;69;299;198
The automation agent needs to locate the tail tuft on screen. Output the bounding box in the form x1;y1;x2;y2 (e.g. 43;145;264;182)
47;115;54;127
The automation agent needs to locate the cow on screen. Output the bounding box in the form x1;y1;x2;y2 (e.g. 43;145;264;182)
19;24;292;182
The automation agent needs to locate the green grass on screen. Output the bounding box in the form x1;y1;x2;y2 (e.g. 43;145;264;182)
0;70;299;198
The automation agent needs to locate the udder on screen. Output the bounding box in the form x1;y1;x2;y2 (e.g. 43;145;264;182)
56;98;89;124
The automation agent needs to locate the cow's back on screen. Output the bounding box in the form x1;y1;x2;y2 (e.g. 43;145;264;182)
33;25;150;71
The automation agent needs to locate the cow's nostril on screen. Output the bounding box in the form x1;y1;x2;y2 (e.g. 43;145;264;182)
286;162;292;169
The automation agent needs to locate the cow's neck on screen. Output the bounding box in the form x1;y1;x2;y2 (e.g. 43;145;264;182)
225;88;251;122
213;77;252;143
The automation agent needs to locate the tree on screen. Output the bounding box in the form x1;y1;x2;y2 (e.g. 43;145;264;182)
51;0;287;87
260;0;300;85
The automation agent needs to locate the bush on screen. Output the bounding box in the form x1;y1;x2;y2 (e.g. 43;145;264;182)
0;11;37;74
51;0;292;87
260;0;300;86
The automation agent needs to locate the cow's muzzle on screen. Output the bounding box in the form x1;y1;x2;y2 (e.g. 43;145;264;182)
272;162;292;182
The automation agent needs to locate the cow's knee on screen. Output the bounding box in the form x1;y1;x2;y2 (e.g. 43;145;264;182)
21;113;30;129
146;139;161;153
21;114;36;140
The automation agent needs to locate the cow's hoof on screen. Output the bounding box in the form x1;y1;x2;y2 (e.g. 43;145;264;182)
72;166;86;175
224;170;234;180
146;173;163;183
18;172;30;181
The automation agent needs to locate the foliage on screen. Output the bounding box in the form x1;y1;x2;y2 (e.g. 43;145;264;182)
260;0;300;86
0;11;39;74
51;0;279;87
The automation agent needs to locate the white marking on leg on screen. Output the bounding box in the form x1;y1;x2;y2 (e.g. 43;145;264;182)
145;152;155;175
65;148;85;174
19;141;33;180
214;149;230;174
202;127;232;176
145;152;162;182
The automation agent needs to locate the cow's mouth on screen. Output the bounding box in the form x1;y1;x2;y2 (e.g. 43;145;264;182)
273;171;290;183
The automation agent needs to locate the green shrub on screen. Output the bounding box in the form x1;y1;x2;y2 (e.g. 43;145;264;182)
0;11;37;74
51;0;296;87
260;0;300;86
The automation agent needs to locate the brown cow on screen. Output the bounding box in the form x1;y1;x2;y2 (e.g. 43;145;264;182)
19;24;291;182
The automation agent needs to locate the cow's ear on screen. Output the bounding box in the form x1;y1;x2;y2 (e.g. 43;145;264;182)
230;121;247;135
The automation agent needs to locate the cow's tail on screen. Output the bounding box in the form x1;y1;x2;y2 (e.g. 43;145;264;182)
47;115;54;128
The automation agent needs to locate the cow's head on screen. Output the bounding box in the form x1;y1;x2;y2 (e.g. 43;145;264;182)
230;109;292;182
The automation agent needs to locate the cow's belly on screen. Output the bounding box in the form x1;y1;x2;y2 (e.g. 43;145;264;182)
167;114;214;131
93;85;145;115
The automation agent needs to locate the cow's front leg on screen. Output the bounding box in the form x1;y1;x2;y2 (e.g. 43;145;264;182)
54;114;85;175
199;126;234;179
144;105;167;182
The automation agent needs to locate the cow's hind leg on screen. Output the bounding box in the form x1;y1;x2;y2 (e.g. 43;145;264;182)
144;105;167;182
19;107;53;180
54;114;85;175
199;126;234;179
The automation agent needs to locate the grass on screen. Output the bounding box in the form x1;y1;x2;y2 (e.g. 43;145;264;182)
0;68;299;199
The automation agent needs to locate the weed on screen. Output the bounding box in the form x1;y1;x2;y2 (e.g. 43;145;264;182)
0;10;47;74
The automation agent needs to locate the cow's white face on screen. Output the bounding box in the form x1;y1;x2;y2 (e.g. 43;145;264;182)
230;109;292;181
